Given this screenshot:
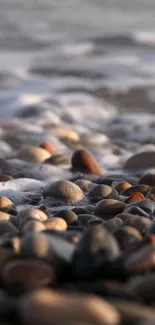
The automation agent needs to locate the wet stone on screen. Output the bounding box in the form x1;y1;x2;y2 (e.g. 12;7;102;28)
0;197;15;213
0;222;18;236
125;192;145;204
72;224;121;279
114;226;142;251
124;151;155;170
124;206;150;218
71;149;102;176
17;146;51;163
95;199;127;217
112;181;132;193
104;218;123;233
17;208;48;229
125;244;155;273
22;220;46;234
88;184;119;201
123;215;151;235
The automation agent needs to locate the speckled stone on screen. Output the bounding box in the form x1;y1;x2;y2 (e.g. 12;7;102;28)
95;199;127;217
71;149;102;176
42;180;84;202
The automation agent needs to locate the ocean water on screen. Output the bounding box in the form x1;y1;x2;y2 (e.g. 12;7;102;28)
0;0;155;173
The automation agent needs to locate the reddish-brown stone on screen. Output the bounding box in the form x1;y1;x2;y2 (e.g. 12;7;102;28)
125;192;145;204
71;149;102;176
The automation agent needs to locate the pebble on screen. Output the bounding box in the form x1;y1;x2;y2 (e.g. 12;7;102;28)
124;206;150;218
124;198;154;214
146;185;155;202
0;175;13;182
53;209;78;225
3;260;55;296
71;149;102;176
123;215;151;235
53;126;79;143
17;146;51;163
125;192;145;204
95;199;127;217
17;208;48;229
124;151;155;169
104;218;123;233
72;224;121;278
0;212;11;221
125;244;155;272
22;220;46;234
112;181;132;193
139;173;155;187
42;180;85;202
75;179;95;192
0;222;18;236
43;218;67;231
121;184;151;197
88;185;119;200
114;226;142;251
19;289;120;325
0;197;15;213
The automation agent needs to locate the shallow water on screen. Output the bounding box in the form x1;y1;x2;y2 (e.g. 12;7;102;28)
0;0;155;174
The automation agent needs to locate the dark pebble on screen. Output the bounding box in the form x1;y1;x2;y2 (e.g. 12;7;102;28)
71;149;102;176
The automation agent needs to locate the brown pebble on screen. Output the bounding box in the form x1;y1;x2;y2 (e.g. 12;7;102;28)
22;220;46;234
3;260;55;296
114;226;142;251
123;215;151;235
0;175;13;182
53;126;79;143
53;210;78;225
95;199;127;217
17;208;47;229
139;173;155;187
0;197;15;213
19;289;120;325
71;149;102;176
75;179;95;192
43;218;67;231
40;142;59;155
125;192;145;204
0;212;11;222
125;244;155;272
115;212;137;221
104;218;123;233
17;146;51;163
112;181;132;193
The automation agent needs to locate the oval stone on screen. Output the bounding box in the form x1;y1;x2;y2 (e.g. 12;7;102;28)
71;149;102;176
95;200;127;217
42;180;84;202
43;218;67;231
124;151;155;169
88;185;118;200
17;146;51;163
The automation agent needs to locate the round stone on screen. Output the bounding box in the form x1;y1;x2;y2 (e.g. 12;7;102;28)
17;146;51;163
43;218;67;231
3;260;55;296
104;218;123;233
123;215;151;235
112;181;132;193
88;185;118;200
95;199;127;217
44;154;71;165
0;221;18;236
40;142;59;155
0;212;11;221
42;180;84;202
124;199;154;214
53;210;78;225
139;173;155;187
17;208;48;229
53;127;79;143
22;220;46;234
75;179;95;192
19;289;120;325
71;149;102;176
0;197;15;213
124;151;155;169
125;192;145;204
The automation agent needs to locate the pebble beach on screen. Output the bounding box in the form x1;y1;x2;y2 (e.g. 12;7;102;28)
1;1;155;325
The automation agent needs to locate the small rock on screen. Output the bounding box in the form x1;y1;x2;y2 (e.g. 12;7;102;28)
17;146;51;163
112;181;132;193
125;244;155;272
44;154;71;165
139;173;155;187
124;199;154;214
124;151;155;169
88;185;118;200
121;185;151;197
42;180;84;203
17;208;47;229
53;209;78;225
22;220;46;234
43;218;67;231
0;175;13;182
95;199;127;217
40;142;59;155
75;179;95;192
125;192;145;204
0;197;15;213
114;226;142;251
